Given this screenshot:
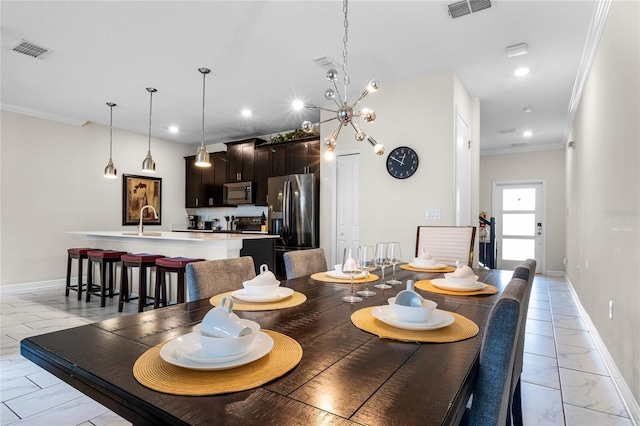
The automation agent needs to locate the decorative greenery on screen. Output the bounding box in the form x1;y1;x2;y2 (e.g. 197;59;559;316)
268;128;318;144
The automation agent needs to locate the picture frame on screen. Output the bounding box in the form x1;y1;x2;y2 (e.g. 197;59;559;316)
122;174;162;226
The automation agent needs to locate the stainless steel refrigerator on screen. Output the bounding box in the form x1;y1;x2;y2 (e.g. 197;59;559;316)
268;174;319;277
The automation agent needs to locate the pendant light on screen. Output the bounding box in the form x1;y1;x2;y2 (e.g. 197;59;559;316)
103;102;117;178
141;87;157;173
294;0;384;157
195;67;211;167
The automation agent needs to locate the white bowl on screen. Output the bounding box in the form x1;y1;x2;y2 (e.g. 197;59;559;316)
444;273;480;287
388;297;437;322
413;257;435;267
195;320;260;357
242;280;280;296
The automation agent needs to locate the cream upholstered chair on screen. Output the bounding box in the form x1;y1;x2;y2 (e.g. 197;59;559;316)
283;248;327;279
415;226;476;267
185;256;256;301
508;259;537;426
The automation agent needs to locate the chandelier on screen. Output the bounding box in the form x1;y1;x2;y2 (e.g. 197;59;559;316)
295;0;384;157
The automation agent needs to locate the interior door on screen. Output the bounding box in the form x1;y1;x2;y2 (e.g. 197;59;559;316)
492;181;545;272
335;153;360;264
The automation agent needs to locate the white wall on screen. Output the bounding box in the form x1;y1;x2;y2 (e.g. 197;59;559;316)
0;110;193;287
479;149;566;272
319;70;479;265
566;0;640;404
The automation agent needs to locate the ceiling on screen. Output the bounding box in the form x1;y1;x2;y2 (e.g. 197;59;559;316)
1;1;597;154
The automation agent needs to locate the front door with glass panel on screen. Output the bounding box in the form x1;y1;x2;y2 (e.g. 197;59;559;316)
492;181;545;272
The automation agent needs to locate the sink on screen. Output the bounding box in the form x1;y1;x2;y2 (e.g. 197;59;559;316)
122;232;163;237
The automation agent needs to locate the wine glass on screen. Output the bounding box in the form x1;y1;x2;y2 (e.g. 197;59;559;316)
386;242;402;285
374;242;392;289
356;245;376;297
341;247;363;303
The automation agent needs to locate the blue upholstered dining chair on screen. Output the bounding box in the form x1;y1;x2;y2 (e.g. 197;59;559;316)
461;276;528;426
507;259;537;426
283;248;328;279
185;256;256;301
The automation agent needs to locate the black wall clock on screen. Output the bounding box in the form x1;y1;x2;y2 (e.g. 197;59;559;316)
386;146;419;179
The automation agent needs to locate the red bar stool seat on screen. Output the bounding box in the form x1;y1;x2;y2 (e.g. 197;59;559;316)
154;257;205;308
119;253;165;313
87;250;128;307
66;248;101;300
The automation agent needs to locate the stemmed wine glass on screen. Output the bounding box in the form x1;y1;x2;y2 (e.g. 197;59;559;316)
374;242;392;289
356;245;376;297
341;247;363;303
386;242;402;285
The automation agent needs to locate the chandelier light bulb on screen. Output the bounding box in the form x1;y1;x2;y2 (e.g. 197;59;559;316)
362;109;376;123
324;89;335;100
326;69;339;82
367;79;381;92
302;121;314;133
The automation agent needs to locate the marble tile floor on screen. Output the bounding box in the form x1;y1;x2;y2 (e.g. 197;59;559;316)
0;276;635;425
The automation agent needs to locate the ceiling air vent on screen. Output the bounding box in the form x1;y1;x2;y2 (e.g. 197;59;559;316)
498;128;517;134
11;40;50;58
312;55;341;70
447;0;493;19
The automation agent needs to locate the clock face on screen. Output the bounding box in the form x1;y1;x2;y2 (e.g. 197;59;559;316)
386;146;419;179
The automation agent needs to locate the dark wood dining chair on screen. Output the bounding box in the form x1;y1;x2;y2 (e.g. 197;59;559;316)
415;226;476;267
462;275;527;425
508;258;537;426
185;256;256;301
283;248;328;279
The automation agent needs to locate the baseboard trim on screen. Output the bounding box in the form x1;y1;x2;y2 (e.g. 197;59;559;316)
0;279;66;295
564;274;640;425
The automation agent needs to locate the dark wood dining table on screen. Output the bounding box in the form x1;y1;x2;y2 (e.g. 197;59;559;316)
20;266;514;426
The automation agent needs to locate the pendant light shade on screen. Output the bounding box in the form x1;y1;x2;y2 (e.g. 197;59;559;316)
195;67;211;167
141;87;157;173
103;102;118;178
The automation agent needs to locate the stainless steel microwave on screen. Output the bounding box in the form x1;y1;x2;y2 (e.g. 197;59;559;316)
223;182;255;205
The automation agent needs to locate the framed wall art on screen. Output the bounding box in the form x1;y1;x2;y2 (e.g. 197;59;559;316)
122;174;162;226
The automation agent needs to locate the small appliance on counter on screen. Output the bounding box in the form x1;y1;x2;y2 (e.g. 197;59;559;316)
233;216;265;233
188;215;200;230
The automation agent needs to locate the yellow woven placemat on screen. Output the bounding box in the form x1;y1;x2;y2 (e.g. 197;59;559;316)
310;272;380;284
351;307;478;343
415;279;498;296
400;264;456;273
209;291;306;311
133;330;302;396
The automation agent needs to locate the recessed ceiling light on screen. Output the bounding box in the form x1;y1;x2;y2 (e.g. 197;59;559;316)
241;109;252;117
523;130;533;137
292;99;304;111
515;67;530;77
169;126;179;133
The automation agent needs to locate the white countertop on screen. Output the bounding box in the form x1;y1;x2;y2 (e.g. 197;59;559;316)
77;231;278;242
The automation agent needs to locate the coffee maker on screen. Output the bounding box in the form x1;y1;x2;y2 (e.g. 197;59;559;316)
187;215;199;230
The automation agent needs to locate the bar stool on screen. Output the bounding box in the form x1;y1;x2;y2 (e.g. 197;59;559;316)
119;253;165;313
154;257;205;308
65;248;101;300
86;249;128;307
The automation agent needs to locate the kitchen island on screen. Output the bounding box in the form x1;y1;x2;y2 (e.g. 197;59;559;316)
76;231;279;274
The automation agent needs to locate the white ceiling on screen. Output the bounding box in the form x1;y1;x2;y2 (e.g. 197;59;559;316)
1;1;597;154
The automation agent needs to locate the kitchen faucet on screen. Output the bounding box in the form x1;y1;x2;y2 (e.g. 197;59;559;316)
139;205;158;235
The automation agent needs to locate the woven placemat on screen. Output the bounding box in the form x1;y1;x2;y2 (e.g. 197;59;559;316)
400;264;456;273
209;291;306;311
133;330;302;396
310;272;379;284
415;279;498;296
351;307;478;343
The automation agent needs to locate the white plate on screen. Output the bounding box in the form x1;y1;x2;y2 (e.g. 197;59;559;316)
371;306;455;331
325;270;366;279
431;278;486;291
231;287;294;302
160;331;274;371
174;333;248;364
408;263;448;270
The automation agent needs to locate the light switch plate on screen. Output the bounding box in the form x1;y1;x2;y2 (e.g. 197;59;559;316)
425;209;441;219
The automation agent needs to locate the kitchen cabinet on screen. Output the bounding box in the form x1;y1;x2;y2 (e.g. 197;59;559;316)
287;138;320;175
226;139;263;183
254;144;288;205
184;151;227;208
